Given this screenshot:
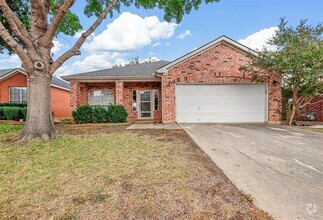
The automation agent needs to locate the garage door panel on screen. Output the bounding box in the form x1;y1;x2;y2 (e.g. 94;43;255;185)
176;84;266;123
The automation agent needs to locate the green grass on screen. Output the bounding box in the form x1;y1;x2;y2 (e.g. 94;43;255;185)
0;123;23;141
0;124;272;219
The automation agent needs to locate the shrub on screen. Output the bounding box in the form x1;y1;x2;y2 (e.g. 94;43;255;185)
21;107;27;120
107;104;128;123
92;106;108;123
0;102;27;108
0;107;5;119
3;107;21;120
72;104;94;124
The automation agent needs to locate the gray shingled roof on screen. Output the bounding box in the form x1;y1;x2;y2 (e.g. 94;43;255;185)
0;68;70;90
62;60;170;81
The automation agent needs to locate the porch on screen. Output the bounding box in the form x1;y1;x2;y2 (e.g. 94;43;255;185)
70;81;162;122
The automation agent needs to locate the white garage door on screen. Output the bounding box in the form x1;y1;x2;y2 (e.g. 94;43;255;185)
176;84;267;123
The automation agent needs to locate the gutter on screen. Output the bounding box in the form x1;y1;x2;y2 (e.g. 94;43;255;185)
62;75;161;82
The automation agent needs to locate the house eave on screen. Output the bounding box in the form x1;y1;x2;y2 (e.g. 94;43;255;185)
62;76;161;82
0;68;70;91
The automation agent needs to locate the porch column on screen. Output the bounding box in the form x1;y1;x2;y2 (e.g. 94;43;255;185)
115;81;124;105
70;81;80;110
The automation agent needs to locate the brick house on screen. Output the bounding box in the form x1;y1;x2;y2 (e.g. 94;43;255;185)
63;36;282;123
0;68;71;118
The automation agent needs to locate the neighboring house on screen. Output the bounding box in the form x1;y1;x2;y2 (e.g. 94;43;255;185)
63;36;282;123
0;68;71;118
298;95;323;122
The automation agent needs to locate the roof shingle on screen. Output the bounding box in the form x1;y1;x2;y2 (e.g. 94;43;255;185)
62;60;170;80
0;68;70;90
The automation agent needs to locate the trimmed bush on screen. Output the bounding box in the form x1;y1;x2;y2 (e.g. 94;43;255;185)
3;107;21;120
72;104;94;124
0;107;5;119
0;102;27;108
21;107;27;120
72;104;128;124
92;106;108;123
107;104;128;123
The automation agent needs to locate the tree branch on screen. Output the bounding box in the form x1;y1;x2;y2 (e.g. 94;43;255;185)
30;0;49;40
0;0;34;51
49;2;64;11
50;0;119;75
0;20;33;71
299;96;317;108
41;0;75;46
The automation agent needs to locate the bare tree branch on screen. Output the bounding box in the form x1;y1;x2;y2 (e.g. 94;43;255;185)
0;20;33;71
50;0;119;75
0;0;34;51
30;0;50;40
41;0;76;46
299;96;317;108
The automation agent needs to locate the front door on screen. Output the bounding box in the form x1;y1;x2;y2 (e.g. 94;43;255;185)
139;91;153;119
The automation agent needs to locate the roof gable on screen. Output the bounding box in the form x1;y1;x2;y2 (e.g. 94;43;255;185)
0;68;70;91
156;35;257;74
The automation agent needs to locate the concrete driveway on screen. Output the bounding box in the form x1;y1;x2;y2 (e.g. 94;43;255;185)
181;124;323;220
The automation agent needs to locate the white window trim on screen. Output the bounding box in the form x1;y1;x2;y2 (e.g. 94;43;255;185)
154;89;159;111
88;90;115;107
9;87;27;103
138;90;154;120
132;90;137;112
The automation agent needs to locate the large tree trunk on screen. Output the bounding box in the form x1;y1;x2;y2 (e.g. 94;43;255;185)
19;71;58;142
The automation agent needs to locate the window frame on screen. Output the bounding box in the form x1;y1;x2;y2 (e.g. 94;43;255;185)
88;90;115;108
9;87;27;104
154;89;159;111
138;90;153;119
132;90;137;112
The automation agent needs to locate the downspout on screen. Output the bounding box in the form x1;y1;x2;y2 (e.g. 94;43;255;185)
155;71;164;123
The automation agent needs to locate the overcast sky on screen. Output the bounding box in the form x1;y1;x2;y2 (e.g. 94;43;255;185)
0;0;322;78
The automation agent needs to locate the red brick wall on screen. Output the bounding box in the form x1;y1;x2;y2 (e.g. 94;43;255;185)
70;82;116;108
51;87;71;118
70;81;162;122
0;72;26;102
124;82;162;122
162;43;282;123
299;95;323;122
0;72;71;118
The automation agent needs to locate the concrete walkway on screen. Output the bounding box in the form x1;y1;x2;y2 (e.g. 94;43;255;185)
127;123;181;130
181;124;323;220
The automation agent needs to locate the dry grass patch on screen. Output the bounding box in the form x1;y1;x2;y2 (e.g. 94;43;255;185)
0;123;272;219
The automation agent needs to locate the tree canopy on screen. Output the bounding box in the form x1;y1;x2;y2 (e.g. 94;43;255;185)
0;0;218;53
241;19;323;125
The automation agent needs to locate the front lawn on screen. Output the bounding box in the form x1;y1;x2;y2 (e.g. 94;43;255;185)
0;123;272;219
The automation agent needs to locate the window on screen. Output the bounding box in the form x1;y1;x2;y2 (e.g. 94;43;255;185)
154;90;159;111
9;87;27;103
88;91;114;108
132;90;137;111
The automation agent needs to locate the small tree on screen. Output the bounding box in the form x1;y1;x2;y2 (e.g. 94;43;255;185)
241;19;323;125
0;0;220;141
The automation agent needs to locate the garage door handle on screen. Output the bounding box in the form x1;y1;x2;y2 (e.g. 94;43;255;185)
198;106;200;110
